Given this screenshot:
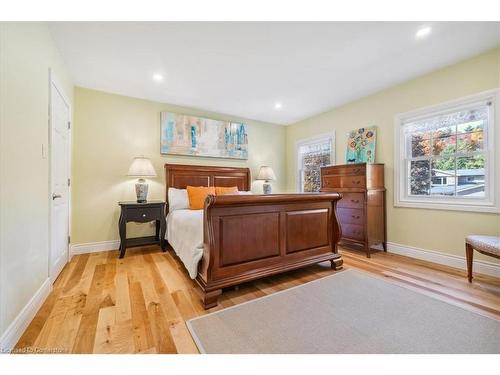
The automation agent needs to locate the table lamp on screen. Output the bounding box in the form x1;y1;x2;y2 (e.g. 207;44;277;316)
257;166;276;194
127;156;157;202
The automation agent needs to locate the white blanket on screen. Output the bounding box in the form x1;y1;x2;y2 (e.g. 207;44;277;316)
165;209;204;279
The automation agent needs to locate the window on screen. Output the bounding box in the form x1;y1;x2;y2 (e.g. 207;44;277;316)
431;176;448;186
297;134;335;192
394;90;499;213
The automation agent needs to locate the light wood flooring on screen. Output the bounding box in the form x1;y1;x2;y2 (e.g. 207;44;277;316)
14;246;500;354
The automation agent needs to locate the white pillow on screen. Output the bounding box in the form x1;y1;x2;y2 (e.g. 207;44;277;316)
168;188;189;212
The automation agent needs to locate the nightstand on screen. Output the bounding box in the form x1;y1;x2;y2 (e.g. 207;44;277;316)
118;200;167;258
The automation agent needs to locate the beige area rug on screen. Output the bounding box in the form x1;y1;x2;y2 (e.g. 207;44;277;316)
186;270;500;353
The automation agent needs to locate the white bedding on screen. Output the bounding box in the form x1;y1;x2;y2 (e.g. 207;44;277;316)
165;209;204;279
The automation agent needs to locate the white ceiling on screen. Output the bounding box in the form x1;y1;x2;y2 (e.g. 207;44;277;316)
49;22;500;125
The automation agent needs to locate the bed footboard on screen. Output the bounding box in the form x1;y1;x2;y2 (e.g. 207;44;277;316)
197;193;343;308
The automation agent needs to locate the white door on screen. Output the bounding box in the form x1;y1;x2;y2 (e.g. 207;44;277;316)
50;78;70;283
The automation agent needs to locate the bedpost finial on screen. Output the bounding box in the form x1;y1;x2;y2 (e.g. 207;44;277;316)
204;193;217;209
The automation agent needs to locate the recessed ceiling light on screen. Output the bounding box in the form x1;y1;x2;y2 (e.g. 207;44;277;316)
415;26;432;40
274;102;282;109
152;73;163;82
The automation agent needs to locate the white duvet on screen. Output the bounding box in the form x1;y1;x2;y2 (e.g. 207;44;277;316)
165;209;204;278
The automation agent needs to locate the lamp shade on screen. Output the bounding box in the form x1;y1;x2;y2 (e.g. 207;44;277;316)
127;157;157;177
256;166;276;181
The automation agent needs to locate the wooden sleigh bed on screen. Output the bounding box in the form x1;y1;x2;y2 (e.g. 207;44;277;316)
165;163;343;308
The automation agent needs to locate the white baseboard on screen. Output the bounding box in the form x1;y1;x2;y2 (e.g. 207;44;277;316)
0;278;52;352
387;242;500;278
69;240;120;258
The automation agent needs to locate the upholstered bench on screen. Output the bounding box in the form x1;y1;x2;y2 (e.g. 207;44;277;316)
465;235;500;282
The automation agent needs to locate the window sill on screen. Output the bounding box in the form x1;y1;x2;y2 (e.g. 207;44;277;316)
394;199;500;214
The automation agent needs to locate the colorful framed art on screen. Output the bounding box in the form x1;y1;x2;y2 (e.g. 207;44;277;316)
346;126;377;163
160;112;248;160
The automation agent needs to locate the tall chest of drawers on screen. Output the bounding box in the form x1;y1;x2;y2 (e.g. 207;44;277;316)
320;163;386;258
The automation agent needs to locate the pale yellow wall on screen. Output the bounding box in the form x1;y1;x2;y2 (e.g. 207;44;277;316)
72;87;286;244
0;22;73;337
285;48;500;262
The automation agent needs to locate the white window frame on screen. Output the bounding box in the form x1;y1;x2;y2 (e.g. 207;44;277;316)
394;89;500;213
296;132;335;192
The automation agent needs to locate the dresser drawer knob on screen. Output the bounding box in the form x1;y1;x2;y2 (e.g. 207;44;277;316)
351;199;359;203
352;215;360;219
352;180;361;184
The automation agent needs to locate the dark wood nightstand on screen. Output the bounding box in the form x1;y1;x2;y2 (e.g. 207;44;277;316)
118;200;167;258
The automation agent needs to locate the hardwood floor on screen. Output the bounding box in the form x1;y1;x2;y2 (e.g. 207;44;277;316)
14;246;500;354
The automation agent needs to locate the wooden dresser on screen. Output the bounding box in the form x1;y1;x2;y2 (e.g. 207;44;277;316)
320;163;386;257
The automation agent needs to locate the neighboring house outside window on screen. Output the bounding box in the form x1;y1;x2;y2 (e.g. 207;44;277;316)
297;134;335;192
394;89;499;213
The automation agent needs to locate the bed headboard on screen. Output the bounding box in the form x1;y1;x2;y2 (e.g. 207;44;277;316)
164;164;251;201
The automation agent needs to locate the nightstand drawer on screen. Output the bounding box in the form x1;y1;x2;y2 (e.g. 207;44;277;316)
127;207;162;223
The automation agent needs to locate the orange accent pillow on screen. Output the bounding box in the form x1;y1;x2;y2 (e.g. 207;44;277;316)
187;186;215;210
215;186;239;195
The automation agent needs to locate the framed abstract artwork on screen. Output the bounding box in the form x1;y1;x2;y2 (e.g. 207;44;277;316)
160;112;248;159
346;126;377;163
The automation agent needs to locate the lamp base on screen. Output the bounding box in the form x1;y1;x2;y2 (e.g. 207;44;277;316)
135;179;149;203
262;182;272;195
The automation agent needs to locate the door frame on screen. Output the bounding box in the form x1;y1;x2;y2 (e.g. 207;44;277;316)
48;69;72;283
